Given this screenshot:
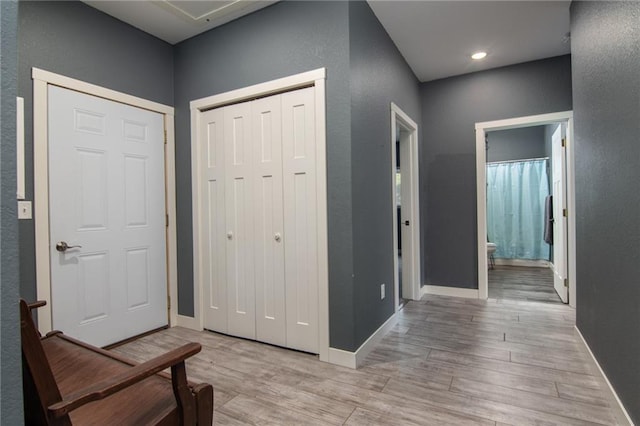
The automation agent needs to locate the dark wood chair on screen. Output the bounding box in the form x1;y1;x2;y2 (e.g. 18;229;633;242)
20;299;213;425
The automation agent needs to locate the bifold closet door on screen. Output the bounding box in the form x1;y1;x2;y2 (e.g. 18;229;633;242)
282;87;319;353
224;102;256;339
252;95;287;346
200;108;228;333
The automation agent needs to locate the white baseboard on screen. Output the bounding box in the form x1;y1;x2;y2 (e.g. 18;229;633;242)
575;326;634;426
328;312;398;369
421;285;479;299
176;314;201;331
494;259;550;268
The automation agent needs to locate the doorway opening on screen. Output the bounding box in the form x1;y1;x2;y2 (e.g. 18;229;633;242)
476;111;576;307
390;103;421;310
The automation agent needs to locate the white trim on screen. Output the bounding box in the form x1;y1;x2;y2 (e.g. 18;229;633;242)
390;102;421;308
575;326;634;426
32;68;173;115
422;285;479;299
189;68;330;361
190;68;325;111
328;312;398;369
16;97;25;200
327;347;357;370
176;314;202;331
475;111;575;305
355;312;397;367
32;68;178;334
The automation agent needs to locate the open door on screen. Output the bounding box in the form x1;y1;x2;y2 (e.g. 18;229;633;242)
551;124;568;303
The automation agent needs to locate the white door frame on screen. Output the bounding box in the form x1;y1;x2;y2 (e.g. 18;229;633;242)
32;68;178;333
475;111;576;307
189;68;329;361
391;103;421;306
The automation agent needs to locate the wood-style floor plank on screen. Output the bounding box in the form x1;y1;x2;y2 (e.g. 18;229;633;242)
112;280;621;425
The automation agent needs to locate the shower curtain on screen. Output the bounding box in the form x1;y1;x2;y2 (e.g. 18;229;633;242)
487;159;550;260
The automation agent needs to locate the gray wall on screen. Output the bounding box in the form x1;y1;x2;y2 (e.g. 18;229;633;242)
17;1;174;302
487;126;546;163
420;56;572;288
571;1;640;422
348;1;421;348
172;1;356;349
1;1;24;422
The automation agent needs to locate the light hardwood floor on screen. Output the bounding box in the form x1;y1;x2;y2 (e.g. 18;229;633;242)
489;265;562;304
113;295;621;425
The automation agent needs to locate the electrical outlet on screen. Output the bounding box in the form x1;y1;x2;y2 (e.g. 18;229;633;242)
18;200;32;220
380;283;385;300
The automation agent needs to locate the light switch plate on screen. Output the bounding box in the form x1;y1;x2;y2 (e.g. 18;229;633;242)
18;200;32;220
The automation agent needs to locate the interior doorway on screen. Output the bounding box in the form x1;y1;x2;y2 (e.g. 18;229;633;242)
390;103;420;309
476;111;576;307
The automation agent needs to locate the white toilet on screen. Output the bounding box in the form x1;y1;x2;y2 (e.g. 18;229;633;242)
487;242;497;269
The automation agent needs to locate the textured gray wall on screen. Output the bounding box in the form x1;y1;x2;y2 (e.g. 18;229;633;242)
571;1;640;422
420;56;572;288
17;1;174;302
487;126;546;163
348;1;421;348
1;1;24;422
172;1;355;348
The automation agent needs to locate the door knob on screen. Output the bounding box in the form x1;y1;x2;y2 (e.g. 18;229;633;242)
404;220;410;226
56;241;82;252
274;233;282;242
227;231;233;240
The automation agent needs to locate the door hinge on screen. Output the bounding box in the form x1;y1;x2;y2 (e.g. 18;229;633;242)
564;278;568;288
167;295;171;310
164;130;168;144
563;208;568;217
561;137;566;147
166;214;169;227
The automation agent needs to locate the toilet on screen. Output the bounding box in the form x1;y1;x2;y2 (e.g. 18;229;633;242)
487;242;497;269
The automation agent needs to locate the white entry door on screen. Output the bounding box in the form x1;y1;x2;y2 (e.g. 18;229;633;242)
551;124;568;303
48;85;168;347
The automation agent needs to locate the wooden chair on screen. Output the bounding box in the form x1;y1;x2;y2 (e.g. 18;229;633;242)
20;299;213;425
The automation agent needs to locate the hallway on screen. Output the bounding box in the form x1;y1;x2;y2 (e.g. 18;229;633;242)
113;294;620;425
489;265;562;304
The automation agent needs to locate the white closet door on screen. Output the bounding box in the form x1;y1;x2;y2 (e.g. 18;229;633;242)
282;87;319;353
200;108;228;332
224;102;256;339
252;95;286;346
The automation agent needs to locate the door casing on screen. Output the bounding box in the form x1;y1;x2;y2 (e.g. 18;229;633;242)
33;68;178;334
390;103;421;306
475;111;576;307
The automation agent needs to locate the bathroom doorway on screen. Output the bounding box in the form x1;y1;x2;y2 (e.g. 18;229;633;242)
485;126;559;304
476;111;576;307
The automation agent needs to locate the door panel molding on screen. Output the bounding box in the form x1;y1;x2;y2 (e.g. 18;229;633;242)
32;68;177;335
475;111;576;307
190;68;329;361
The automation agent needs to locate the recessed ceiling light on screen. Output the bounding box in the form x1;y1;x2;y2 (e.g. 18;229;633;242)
471;51;487;60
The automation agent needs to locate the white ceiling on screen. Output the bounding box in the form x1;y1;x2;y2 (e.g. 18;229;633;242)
84;0;571;83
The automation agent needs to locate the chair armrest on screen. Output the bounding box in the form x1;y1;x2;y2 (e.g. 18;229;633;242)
47;342;201;418
27;300;47;312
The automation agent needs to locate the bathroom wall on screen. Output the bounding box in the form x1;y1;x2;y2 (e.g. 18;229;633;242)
487;126;546;163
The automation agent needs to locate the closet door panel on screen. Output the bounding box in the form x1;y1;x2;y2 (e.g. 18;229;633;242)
200;109;227;332
282;87;319;353
252;95;286;346
224;102;256;339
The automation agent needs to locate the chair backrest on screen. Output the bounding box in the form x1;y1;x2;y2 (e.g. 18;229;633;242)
20;299;71;425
